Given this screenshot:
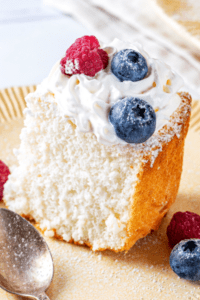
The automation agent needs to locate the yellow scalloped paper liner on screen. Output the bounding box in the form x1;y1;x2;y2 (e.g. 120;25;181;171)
190;100;200;132
1;87;200;300
0;85;36;123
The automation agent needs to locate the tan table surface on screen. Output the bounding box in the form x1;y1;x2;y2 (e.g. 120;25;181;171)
0;86;200;300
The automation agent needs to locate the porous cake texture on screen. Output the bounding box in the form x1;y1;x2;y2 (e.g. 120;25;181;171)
4;37;192;251
4;89;191;251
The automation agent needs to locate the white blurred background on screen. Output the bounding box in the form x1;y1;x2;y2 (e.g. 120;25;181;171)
0;0;91;88
0;0;200;99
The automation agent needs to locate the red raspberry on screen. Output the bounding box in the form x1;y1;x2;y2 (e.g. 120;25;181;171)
97;49;109;69
66;35;100;55
0;160;10;201
60;35;108;77
167;211;200;248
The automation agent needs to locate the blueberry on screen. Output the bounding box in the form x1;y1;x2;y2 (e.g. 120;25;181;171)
111;49;148;82
170;239;200;281
109;97;156;144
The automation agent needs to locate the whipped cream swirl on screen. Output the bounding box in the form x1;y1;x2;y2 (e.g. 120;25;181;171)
41;38;183;146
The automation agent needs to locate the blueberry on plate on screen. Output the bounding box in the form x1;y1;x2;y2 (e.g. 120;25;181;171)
170;239;200;281
109;97;156;144
111;49;148;82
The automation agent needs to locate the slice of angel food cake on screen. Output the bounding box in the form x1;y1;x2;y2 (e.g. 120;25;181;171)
4;36;191;252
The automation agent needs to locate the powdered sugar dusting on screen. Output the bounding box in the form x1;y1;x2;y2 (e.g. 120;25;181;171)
46;230;200;300
64;59;78;75
110;92;191;167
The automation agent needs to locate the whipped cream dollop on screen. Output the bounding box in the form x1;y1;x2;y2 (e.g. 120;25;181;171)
40;38;183;146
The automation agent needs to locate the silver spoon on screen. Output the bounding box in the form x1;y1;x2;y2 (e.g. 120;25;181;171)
0;208;54;300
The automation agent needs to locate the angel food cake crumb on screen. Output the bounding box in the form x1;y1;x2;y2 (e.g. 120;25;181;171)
5;91;141;250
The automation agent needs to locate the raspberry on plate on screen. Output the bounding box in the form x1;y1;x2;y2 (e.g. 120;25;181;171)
60;35;108;77
167;211;200;248
0;160;10;201
108;97;156;144
170;239;200;281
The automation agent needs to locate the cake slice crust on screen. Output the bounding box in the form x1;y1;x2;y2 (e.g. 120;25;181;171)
125;92;191;251
4;91;191;252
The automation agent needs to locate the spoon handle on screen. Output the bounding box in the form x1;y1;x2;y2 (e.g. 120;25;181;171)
35;292;50;300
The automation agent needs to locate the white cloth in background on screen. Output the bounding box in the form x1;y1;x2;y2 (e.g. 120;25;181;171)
44;0;200;99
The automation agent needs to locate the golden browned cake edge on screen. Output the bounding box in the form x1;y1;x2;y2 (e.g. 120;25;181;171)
122;91;192;251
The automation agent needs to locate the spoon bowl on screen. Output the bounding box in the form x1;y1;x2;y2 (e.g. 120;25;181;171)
0;208;54;299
